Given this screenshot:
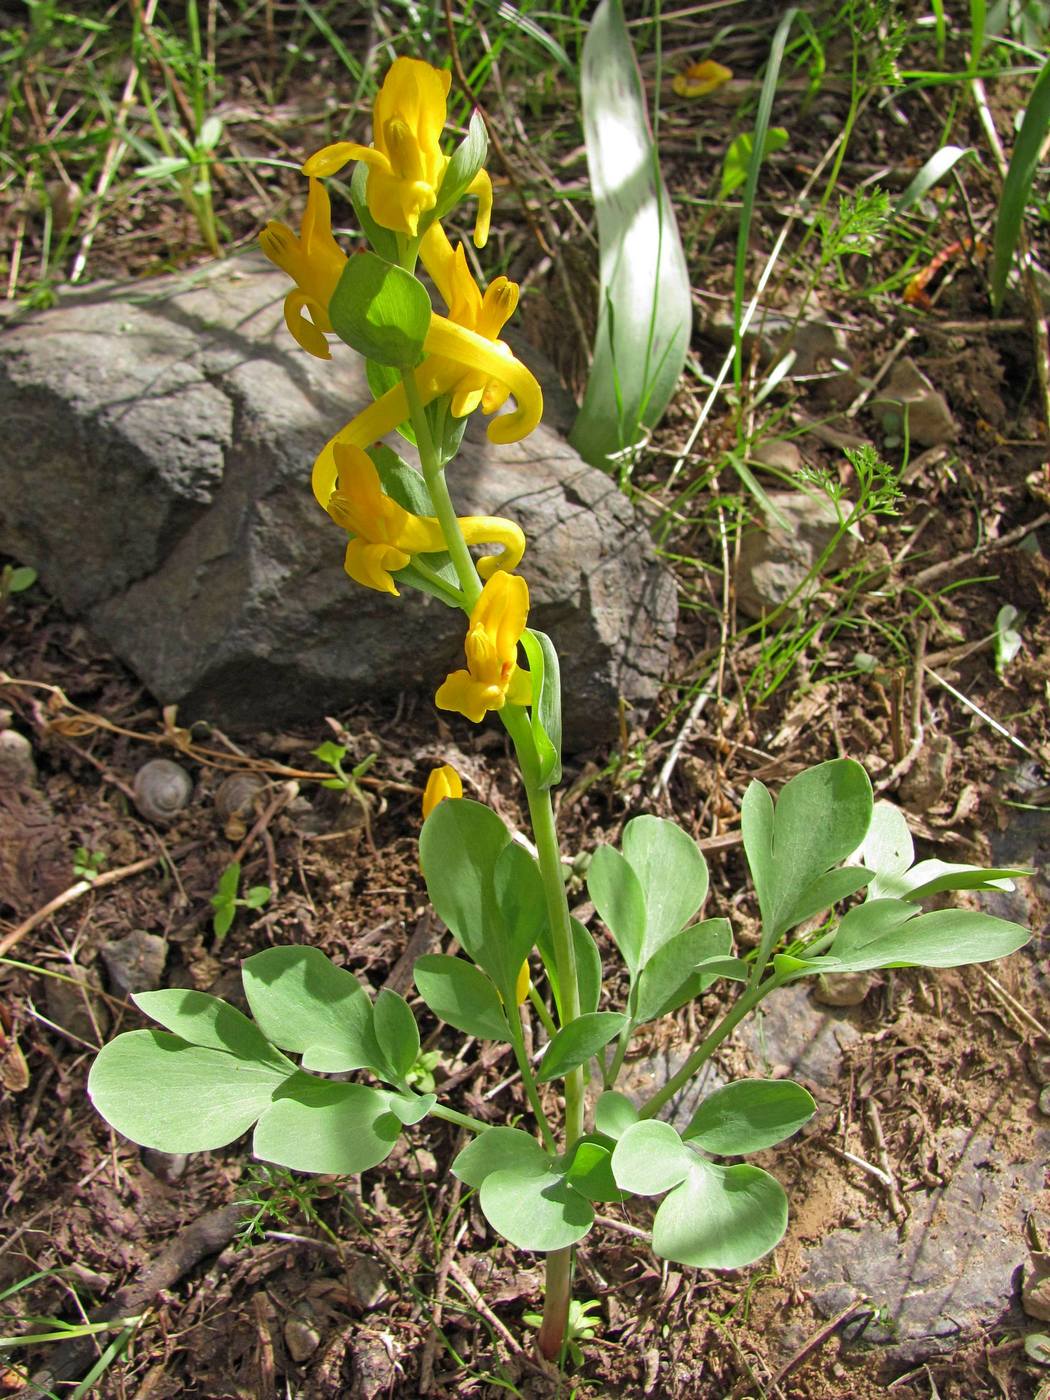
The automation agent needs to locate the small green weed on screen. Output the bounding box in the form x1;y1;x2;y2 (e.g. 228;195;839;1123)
210;861;270;942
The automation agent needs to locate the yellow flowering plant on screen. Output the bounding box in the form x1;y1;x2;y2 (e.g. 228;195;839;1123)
88;53;1033;1372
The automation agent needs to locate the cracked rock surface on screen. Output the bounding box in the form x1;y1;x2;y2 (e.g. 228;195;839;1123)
0;257;676;749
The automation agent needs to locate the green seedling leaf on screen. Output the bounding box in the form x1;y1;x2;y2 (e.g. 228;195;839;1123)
611;1120;693;1196
570;0;691;469
895;145;976;214
452;1126;549;1189
563;1137;625;1203
595;1090;639;1139
199;114;223;151
538;1012;628;1083
653;1159;788;1269
720;127;789;199
351;161;399;262
994;603;1023;677
312;741;346;768
328;251;431;367
413;954;511;1042
244;886;271;910
88;1030;292;1153
743;759;873;952
521;628;563;789
212;903;235;941
6;566;36;592
480;1160;594;1252
684;1079;816;1155
588;844;646;975
373;989;420;1080
538;917;603;1019
132;990;294;1074
432;109;488;224
634;918;732;1023
253;1075;400;1174
991;54;1050;313
622;815;709;964
241;946;381;1074
807;900;1032;973
1024;1332;1050;1366
214;863;241;904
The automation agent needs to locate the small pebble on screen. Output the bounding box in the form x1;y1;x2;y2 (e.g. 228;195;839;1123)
141;1148;189;1183
101;930;168;998
346;1253;389;1311
284;1316;322;1362
0;728;37;785
813;971;873;1008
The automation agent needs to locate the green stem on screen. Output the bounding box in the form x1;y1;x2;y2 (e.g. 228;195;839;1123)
509;1012;556;1154
402;369;481;610
408;555;465;606
637;974;787;1120
528;984;558;1042
429;1102;488;1135
537;1247;572;1363
500;707;583;1146
604;1021;632;1090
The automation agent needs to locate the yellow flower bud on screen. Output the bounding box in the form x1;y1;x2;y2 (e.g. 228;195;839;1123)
422;763;463;820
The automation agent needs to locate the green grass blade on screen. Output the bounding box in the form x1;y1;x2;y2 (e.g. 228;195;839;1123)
732;8;798;391
990;54;1050;312
569;0;691;472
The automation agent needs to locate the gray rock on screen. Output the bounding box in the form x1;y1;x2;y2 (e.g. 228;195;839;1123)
804;1128;1049;1363
101;929;168;998
738;982;861;1089
878;357;957;447
0;258;676;750
734;490;860;621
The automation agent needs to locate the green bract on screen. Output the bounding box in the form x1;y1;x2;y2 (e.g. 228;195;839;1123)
328;251;431;366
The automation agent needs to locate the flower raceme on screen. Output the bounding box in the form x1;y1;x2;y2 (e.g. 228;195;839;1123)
436;571;531;724
259;178;346;359
303;57;492;244
326;444;525;595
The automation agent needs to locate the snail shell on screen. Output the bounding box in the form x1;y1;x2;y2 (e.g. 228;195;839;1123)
214;771;267;823
133;758;193;824
215;771;266;839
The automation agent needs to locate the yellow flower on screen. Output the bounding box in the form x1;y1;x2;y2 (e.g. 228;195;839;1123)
672;59;733;98
259;177;347;359
419;222;521;418
435;572;532;724
327;443;525;595
514;960;531;1005
302;57;492;244
422;763;463;820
